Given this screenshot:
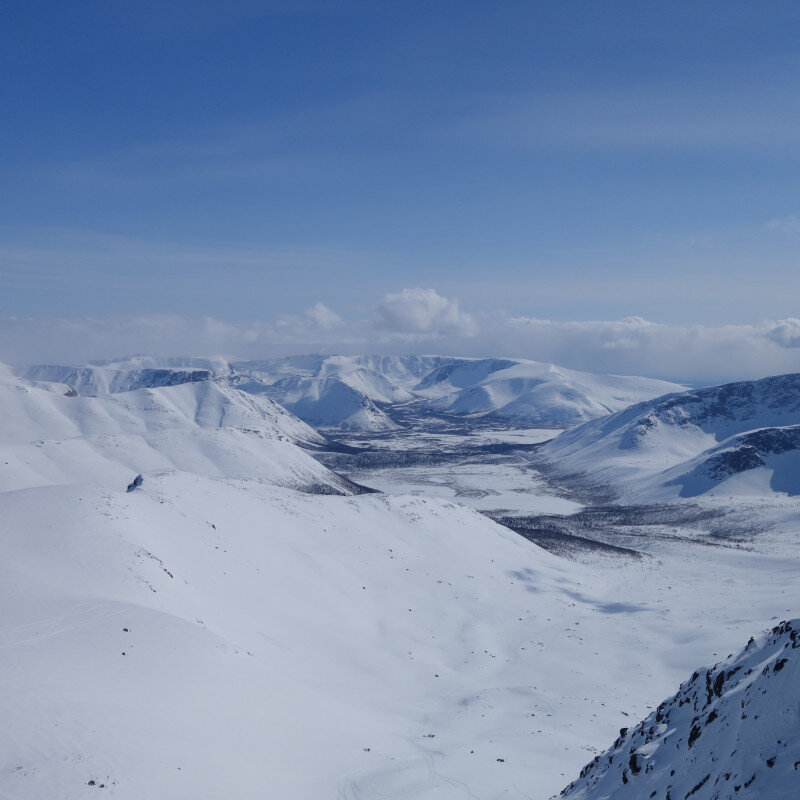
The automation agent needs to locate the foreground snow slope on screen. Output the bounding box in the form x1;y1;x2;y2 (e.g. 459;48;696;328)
23;355;686;431
541;373;800;500
2;472;796;800
0;364;364;495
558;619;800;800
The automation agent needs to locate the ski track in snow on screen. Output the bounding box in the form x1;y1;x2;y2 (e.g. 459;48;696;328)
0;602;127;649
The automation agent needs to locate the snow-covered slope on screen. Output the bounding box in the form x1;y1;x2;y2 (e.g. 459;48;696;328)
3;468;795;800
336;354;455;389
661;424;800;498
1;475;552;799
558;619;800;800
414;358;520;398
231;354;452;392
416;360;685;426
250;374;399;431
0;364;363;495
541;373;800;500
256;355;682;430
24;363;214;396
228;356;456;430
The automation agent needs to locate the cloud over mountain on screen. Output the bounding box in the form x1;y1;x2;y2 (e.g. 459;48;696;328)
375;288;476;336
2;289;800;383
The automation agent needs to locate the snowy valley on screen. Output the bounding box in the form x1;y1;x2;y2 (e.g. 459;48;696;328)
1;356;798;799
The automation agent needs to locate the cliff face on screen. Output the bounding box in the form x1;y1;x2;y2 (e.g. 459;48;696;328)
558;620;800;800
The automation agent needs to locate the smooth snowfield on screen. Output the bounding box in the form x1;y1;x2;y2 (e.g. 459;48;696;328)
558;620;800;799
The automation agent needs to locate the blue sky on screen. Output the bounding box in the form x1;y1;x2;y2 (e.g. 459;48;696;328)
2;1;800;331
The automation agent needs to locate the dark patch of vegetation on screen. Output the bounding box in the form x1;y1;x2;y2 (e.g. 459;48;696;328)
491;513;644;559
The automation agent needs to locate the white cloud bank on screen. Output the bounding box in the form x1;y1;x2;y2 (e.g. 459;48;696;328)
375;287;476;336
2;289;800;385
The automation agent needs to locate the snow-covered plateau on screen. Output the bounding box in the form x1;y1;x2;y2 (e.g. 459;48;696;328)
1;357;798;799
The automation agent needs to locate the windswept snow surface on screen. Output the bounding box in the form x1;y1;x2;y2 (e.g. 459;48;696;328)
557;619;800;800
23;355;686;432
540;373;800;501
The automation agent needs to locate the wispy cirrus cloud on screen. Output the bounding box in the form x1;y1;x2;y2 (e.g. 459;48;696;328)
450;79;800;153
766;215;800;236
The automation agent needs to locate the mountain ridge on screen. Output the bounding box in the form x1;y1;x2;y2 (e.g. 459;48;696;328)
557;619;800;800
22;354;687;432
0;363;364;495
540;373;800;501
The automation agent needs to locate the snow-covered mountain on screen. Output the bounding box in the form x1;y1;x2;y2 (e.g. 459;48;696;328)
417;360;685;426
227;355;453;430
24;363;214;396
557;619;800;800
541;373;800;500
246;374;399;431
0;363;363;495
23;355;686;432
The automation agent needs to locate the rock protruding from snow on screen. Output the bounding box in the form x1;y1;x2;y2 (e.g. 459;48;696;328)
557;619;800;800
